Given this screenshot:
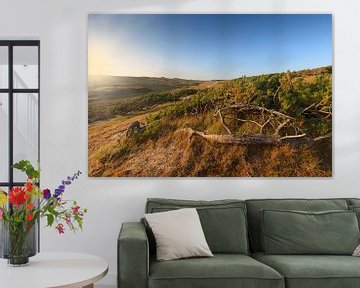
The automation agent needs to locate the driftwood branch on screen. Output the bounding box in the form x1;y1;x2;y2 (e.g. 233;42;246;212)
217;104;296;135
279;133;307;140
219;104;294;120
301;103;316;114
212;103;331;145
181;128;331;147
185;128;279;145
272;84;282;101
235;118;263;128
274;119;291;137
234;116;273;134
301;101;332;119
217;110;232;135
260;117;272;134
313;133;332;142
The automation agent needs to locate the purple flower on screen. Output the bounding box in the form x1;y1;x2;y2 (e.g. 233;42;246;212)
43;189;51;200
54;189;63;198
54;171;82;199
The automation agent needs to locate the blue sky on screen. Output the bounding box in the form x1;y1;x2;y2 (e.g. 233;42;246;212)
88;14;332;80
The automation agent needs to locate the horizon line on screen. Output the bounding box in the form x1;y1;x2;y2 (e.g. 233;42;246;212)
88;64;332;82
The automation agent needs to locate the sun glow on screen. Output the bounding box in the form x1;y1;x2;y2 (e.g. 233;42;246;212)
88;33;165;77
88;39;117;75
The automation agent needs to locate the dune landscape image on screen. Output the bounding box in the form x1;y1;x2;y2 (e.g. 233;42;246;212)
88;14;332;177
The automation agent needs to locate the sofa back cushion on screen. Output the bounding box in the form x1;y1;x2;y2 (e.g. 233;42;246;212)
261;209;359;255
145;198;249;254
348;198;360;207
246;198;349;252
347;199;360;228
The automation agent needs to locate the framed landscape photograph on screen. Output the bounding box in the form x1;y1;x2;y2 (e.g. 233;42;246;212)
88;14;332;177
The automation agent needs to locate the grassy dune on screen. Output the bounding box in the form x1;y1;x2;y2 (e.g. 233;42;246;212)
88;67;332;177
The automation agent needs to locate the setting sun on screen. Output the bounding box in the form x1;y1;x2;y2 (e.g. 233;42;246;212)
88;40;116;75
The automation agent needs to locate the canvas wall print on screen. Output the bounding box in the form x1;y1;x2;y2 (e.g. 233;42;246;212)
88;14;332;177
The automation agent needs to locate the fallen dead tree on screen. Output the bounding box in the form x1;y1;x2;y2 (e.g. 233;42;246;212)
179;128;331;147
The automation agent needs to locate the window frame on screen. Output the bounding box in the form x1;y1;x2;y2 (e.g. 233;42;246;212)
0;40;40;189
0;40;40;251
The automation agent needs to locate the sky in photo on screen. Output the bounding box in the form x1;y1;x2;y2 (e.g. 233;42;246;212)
88;14;332;80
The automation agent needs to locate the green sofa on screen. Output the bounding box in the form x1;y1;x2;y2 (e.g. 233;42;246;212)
118;198;360;288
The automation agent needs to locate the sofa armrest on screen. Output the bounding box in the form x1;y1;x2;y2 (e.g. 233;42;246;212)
118;222;149;288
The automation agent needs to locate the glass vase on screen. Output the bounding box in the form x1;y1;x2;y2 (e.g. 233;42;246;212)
0;220;37;266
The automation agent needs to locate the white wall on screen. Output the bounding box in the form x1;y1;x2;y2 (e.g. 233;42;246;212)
1;0;360;286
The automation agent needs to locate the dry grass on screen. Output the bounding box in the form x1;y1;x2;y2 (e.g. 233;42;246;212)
89;126;331;177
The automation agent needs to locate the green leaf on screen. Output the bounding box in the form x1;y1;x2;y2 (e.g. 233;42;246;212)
12;160;40;180
47;214;54;227
45;205;60;217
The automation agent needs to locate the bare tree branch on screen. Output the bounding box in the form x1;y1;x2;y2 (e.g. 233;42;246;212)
274;119;291;137
301;103;316;114
211;103;331;146
260;117;272;134
219;104;294;120
313;133;332;142
273;85;282;101
280;133;306;140
185;128;278;145
235;118;263;128
181;128;331;146
217;109;232;135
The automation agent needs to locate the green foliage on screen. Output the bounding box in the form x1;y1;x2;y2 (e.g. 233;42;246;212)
165;89;221;118
230;69;332;137
130;66;332;142
13;160;40;181
131;115;173;144
303;118;332;137
111;88;199;116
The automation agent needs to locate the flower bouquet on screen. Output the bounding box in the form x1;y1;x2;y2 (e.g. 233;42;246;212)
0;160;87;266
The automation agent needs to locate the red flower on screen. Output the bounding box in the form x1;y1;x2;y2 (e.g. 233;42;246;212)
72;205;80;215
26;203;34;210
26;214;33;221
25;182;33;192
56;223;65;234
65;214;71;225
9;187;26;205
24;193;31;201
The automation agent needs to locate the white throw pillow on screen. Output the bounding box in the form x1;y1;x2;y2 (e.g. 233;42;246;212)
145;208;213;261
353;244;360;256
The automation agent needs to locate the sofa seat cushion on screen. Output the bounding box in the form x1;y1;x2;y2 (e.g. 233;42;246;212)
149;254;284;288
252;252;360;288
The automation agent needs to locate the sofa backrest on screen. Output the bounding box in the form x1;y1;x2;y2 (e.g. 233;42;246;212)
348;198;360;207
145;198;249;254
245;198;349;252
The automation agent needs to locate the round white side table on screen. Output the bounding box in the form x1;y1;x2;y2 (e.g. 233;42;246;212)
0;252;108;288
